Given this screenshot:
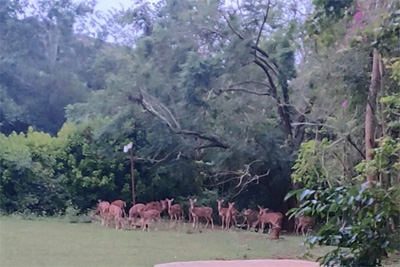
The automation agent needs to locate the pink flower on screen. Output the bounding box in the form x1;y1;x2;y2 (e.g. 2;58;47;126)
342;100;348;108
354;11;362;21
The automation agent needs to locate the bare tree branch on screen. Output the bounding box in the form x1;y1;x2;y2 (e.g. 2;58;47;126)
220;11;244;40
347;134;366;159
199;26;227;39
214;87;270;96
254;54;279;76
231;169;270;199
333;152;352;178
132;149;180;164
175;130;230;149
254;0;270;57
128;92;229;150
232;80;273;88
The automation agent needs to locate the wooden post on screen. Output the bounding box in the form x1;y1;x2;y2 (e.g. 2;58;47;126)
129;148;136;205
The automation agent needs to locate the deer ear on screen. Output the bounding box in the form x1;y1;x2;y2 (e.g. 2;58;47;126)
194;198;197;202
171;198;174;202
258;205;262;210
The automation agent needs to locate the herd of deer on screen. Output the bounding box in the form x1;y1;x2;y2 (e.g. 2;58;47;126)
91;198;313;236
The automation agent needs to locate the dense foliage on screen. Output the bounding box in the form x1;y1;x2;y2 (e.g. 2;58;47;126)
287;182;399;266
1;0;399;264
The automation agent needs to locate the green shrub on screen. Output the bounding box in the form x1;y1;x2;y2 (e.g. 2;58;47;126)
287;182;400;266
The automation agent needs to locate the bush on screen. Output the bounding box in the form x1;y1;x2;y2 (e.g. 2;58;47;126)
287;182;400;267
64;205;80;223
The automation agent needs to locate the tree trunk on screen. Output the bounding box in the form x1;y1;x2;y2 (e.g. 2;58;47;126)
130;149;136;205
365;49;382;187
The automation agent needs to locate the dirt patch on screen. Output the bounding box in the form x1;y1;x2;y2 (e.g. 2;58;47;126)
154;259;320;267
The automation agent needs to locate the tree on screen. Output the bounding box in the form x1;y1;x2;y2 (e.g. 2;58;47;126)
66;0;301;211
0;0;98;135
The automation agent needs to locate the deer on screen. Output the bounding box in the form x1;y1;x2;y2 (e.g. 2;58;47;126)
243;209;259;230
144;200;167;215
166;198;183;223
139;209;161;231
110;199;127;217
189;198;214;229
144;201;158;211
107;204;124;229
217;200;229;229
253;206;283;235
91;200;110;226
128;203;146;228
294;216;314;235
226;202;238;229
188;206;193;223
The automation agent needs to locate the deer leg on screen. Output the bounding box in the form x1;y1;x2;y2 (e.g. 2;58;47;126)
106;214;110;227
132;216;136;229
119;217;124;230
100;213;104;226
192;216;196;228
204;216;209;229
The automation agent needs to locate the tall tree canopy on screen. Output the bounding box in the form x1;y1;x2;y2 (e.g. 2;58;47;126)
1;3;399;253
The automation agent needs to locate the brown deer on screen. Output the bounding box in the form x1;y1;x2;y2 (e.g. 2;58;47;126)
254;206;283;236
294;216;314;235
91;200;110;226
144;201;167;215
226;202;238;229
139;209;161;231
217;200;229;229
189;198;214;229
128;203;146;228
159;199;168;216
166;198;183;222
243;209;259;230
107;204;124;229
110;199;127;217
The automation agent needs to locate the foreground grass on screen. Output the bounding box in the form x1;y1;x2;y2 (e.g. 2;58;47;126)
0;217;334;267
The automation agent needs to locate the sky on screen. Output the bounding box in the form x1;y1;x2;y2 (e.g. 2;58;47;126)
95;0;133;12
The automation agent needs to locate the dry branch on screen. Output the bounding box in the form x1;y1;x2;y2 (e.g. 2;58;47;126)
129;92;229;150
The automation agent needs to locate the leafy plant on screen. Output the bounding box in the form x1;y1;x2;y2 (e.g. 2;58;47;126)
287;182;399;267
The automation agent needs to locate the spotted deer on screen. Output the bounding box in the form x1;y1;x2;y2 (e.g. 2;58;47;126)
189;198;214;229
91;200;110;226
128;203;145;228
166;198;183;223
217;200;229;229
294;216;314;236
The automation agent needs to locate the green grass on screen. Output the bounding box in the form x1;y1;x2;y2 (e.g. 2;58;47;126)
0;217;341;267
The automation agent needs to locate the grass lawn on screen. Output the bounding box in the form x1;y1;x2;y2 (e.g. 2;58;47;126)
0;216;329;267
1;217;397;267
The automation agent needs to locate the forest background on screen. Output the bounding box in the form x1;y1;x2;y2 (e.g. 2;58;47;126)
0;0;399;247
